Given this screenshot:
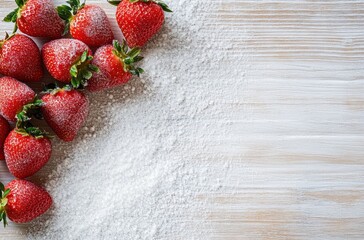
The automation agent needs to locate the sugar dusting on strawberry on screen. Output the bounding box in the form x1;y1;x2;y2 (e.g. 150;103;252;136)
111;0;172;48
0;116;10;161
42;39;92;83
87;40;144;91
4;130;52;179
0;76;35;122
0;179;52;224
57;1;114;47
0;34;43;82
42;88;89;142
4;0;65;39
70;5;114;47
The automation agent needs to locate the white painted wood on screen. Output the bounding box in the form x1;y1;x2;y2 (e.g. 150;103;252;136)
0;0;363;239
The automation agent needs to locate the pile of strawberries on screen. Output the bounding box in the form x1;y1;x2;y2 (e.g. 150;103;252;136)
0;0;171;226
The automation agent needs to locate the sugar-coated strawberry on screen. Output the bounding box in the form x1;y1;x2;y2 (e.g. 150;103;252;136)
42;39;98;87
87;40;144;91
0;34;43;82
42;87;89;142
4;0;65;39
4;130;52;179
109;0;172;48
0;179;52;225
0;116;10;161
0;77;35;122
57;1;114;47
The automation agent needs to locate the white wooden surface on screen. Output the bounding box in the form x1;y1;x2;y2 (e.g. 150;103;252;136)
1;0;364;239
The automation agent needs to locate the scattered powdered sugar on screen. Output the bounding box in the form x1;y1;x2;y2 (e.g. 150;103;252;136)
1;0;248;239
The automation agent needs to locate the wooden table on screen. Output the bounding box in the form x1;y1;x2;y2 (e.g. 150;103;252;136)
1;0;364;239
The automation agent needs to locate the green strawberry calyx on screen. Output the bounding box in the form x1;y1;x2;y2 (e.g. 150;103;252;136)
69;50;99;89
0;33;15;49
57;0;86;35
15;98;49;139
108;0;172;12
42;83;72;95
0;182;10;228
112;40;144;77
2;0;30;33
42;83;81;98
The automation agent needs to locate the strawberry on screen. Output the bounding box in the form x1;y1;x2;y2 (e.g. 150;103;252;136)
0;76;35;122
0;34;43;82
3;0;65;39
0;179;52;225
42;39;98;87
4;98;51;179
0;116;10;161
57;0;114;47
87;40;144;91
109;0;172;48
42;86;89;142
5;130;52;179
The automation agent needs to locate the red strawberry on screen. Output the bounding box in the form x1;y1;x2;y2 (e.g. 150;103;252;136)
0;116;10;161
42;39;98;87
4;130;52;179
0;76;35;122
87;40;144;91
57;1;114;47
110;0;172;48
42;87;89;142
3;0;65;39
0;34;43;82
0;179;52;225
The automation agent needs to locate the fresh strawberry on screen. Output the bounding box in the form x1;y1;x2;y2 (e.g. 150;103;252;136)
3;0;65;39
0;76;36;122
42;87;89;142
0;116;10;161
87;40;144;91
0;34;43;82
4;98;51;179
57;0;114;47
42;39;98;87
0;179;52;225
109;0;172;48
5;130;51;179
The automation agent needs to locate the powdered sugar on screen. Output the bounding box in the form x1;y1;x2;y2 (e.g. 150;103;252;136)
1;0;245;238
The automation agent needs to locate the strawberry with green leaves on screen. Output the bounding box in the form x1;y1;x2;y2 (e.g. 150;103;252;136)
0;116;10;161
0;76;36;122
42;85;89;142
57;0;114;47
42;38;98;88
4;99;52;179
109;0;172;48
0;34;43;83
87;40;144;91
3;0;65;39
0;179;52;225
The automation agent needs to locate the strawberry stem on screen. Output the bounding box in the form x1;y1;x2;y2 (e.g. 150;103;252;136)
112;40;144;77
15;98;49;138
0;32;16;49
0;182;10;228
69;50;99;89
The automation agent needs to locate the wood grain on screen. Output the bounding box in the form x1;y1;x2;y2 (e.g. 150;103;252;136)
0;0;364;239
206;1;364;239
